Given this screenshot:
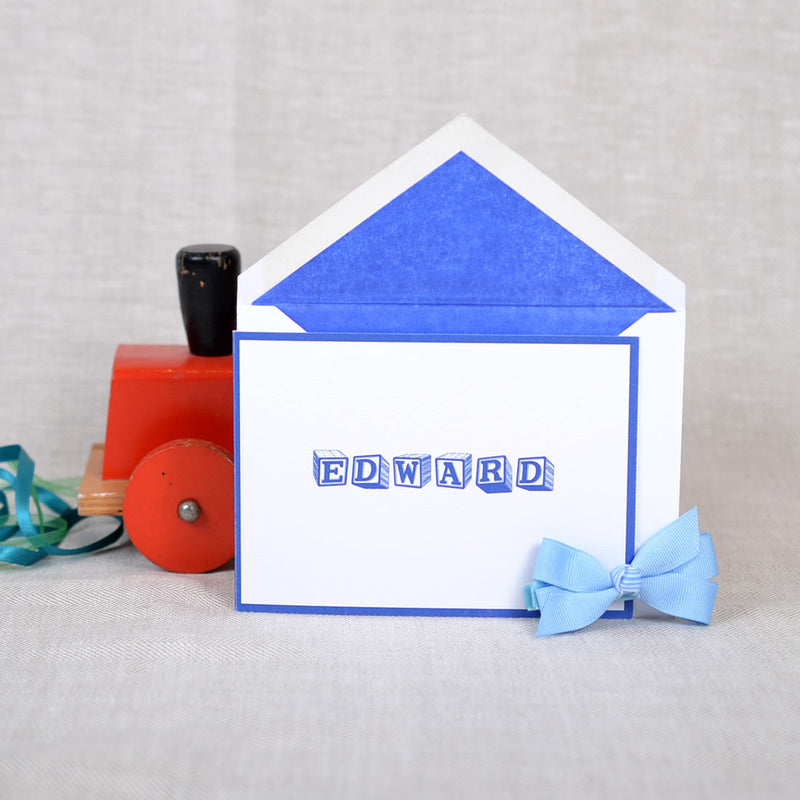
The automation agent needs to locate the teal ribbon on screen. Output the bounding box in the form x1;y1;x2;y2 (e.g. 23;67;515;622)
0;444;124;567
524;508;718;636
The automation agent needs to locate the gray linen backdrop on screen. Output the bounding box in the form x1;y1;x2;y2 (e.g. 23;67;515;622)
1;2;798;798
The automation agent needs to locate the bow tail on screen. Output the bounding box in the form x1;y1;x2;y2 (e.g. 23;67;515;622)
639;574;718;625
534;585;619;637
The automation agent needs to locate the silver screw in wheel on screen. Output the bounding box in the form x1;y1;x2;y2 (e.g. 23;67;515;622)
177;498;201;523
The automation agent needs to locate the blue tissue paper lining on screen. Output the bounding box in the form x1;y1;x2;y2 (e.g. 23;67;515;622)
255;152;673;335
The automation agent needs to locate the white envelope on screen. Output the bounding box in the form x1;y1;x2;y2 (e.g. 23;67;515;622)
234;116;684;617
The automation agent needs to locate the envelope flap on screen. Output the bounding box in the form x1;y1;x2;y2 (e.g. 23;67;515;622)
256;152;671;314
241;116;683;336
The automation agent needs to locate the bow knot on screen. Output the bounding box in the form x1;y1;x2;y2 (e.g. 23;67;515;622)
523;508;718;636
611;563;643;597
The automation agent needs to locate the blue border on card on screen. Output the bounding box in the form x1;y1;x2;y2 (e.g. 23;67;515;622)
234;332;638;619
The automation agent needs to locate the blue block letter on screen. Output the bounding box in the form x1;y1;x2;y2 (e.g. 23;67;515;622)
476;455;513;494
352;454;390;489
516;457;555;491
435;453;472;489
393;454;432;488
313;450;348;486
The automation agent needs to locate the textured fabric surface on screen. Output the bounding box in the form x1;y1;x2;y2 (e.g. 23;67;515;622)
1;1;798;797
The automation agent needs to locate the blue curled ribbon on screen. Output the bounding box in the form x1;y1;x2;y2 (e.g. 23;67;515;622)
1;444;124;567
523;508;718;637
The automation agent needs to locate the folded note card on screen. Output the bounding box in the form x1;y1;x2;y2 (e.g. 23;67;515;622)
235;115;685;617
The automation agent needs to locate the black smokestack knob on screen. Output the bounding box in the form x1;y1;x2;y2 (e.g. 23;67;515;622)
176;244;240;357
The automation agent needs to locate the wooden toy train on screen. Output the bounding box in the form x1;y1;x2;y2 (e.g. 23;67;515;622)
77;245;240;573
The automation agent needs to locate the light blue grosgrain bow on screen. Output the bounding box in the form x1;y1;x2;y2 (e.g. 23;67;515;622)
523;508;718;636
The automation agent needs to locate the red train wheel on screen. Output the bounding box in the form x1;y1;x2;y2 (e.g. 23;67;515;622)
123;438;234;573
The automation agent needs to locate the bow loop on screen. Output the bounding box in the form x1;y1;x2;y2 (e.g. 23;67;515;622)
631;506;702;577
524;508;718;636
663;531;717;580
638;573;718;624
534;585;619;638
533;538;615;592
